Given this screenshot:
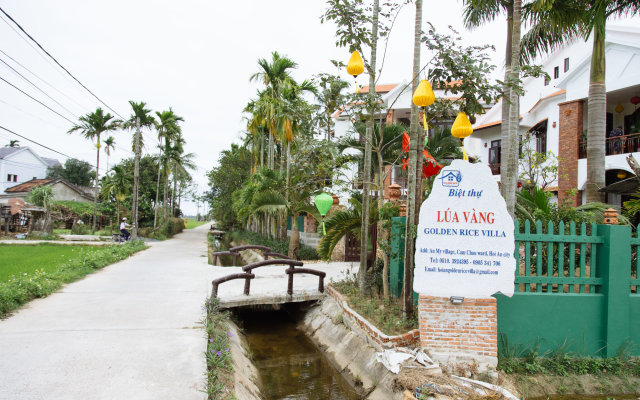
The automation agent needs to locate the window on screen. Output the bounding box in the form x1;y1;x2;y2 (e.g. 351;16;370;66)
7;174;17;182
544;76;550;86
554;66;560;79
536;131;547;154
564;57;570;72
489;140;501;175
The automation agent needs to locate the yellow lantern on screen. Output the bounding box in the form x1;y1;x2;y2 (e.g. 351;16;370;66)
615;104;624;113
346;51;364;77
451;112;474;161
451;112;474;138
617;170;627;179
412;80;435;108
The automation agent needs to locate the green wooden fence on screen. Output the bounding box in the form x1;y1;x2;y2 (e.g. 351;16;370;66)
389;216;640;357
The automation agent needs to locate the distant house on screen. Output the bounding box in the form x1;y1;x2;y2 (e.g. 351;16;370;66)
0;147;61;194
0;177;94;203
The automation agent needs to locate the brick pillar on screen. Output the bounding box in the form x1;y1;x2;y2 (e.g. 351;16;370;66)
419;295;497;369
558;100;584;206
386;109;395;125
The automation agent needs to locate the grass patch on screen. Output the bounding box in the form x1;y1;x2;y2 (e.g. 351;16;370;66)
499;351;640;377
186;219;207;229
205;298;235;399
330;271;418;336
0;244;96;281
0;241;147;318
230;230;318;260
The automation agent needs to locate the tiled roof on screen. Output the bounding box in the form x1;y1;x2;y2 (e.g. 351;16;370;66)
5;179;53;193
0;147;21;159
358;84;399;93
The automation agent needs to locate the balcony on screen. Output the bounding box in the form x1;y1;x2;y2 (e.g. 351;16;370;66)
578;133;640;159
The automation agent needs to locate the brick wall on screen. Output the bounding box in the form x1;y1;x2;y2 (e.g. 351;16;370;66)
558;100;584;207
419;295;497;367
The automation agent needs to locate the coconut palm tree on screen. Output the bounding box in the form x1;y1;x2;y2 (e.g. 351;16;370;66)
123;101;156;238
153;109;183;228
68;108;120;232
521;0;640;202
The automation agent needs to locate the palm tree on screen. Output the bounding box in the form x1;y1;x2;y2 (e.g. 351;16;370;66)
5;139;20;147
124;101;156;238
167;133;196;217
315;73;349;141
68;108;120;232
463;0;519;215
101;165;131;228
522;0;640;202
104;136;115;171
153;109;183;228
250;51;298;170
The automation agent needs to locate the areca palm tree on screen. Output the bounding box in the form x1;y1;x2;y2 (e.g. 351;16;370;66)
123;101;156;238
167;133;196;216
463;0;521;216
101;165;131;228
104;136;115;171
68;107;121;231
522;0;640;202
153;109;183;228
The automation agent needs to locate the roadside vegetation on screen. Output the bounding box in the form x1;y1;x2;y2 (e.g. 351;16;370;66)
185;219;207;229
230;230;318;260
0;241;147;318
204;298;235;399
0;244;95;280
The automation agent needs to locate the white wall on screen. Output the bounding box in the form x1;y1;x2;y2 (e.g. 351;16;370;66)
0;149;49;194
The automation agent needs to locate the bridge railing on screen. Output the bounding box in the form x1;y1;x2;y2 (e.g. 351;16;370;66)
210;258;327;300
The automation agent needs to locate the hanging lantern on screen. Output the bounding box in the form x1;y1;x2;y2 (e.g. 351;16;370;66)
631;96;640;106
615;104;625;113
314;192;333;235
451;112;474;161
346;51;365;78
412;80;435;108
617;170;627;179
451;112;474;138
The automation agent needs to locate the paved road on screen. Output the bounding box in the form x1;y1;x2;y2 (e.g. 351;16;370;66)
0;224;356;399
0;224;212;400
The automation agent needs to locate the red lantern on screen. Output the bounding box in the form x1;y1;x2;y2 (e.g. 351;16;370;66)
422;150;443;178
631;96;640;106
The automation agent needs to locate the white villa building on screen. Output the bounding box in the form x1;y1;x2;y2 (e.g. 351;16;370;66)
0;147;61;194
467;25;640;207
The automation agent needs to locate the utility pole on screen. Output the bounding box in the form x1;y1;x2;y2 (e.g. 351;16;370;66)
132;117;141;239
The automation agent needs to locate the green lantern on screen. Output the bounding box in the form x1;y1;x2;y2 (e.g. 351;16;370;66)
314;192;333;235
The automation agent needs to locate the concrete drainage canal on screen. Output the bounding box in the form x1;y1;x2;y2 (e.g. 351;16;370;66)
232;302;361;400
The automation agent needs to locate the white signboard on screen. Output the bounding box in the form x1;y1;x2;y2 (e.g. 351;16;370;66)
413;160;516;298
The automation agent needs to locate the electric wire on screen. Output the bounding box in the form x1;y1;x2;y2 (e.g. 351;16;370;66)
0;75;75;124
0;6;125;120
0;56;79;120
0;48;91;113
0;124;95;167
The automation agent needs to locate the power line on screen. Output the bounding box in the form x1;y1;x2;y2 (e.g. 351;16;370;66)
0;55;79;119
0;124;95;167
0;48;93;113
0;6;125;120
0;75;75;124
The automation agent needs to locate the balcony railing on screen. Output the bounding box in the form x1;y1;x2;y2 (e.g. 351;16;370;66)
579;133;640;159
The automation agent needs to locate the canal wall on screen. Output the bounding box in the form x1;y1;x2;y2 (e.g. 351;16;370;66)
299;297;405;400
226;320;264;400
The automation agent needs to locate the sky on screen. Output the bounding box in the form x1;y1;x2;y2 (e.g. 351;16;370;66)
0;0;511;215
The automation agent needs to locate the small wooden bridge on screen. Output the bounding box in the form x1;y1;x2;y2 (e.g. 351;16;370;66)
210;245;327;308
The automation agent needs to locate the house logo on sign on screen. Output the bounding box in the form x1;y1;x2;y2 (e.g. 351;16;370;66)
438;170;462;187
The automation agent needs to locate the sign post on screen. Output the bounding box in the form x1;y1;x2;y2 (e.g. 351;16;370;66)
413;159;515;369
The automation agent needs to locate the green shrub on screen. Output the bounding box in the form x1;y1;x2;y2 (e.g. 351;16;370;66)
71;223;91;235
230;230;318;260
